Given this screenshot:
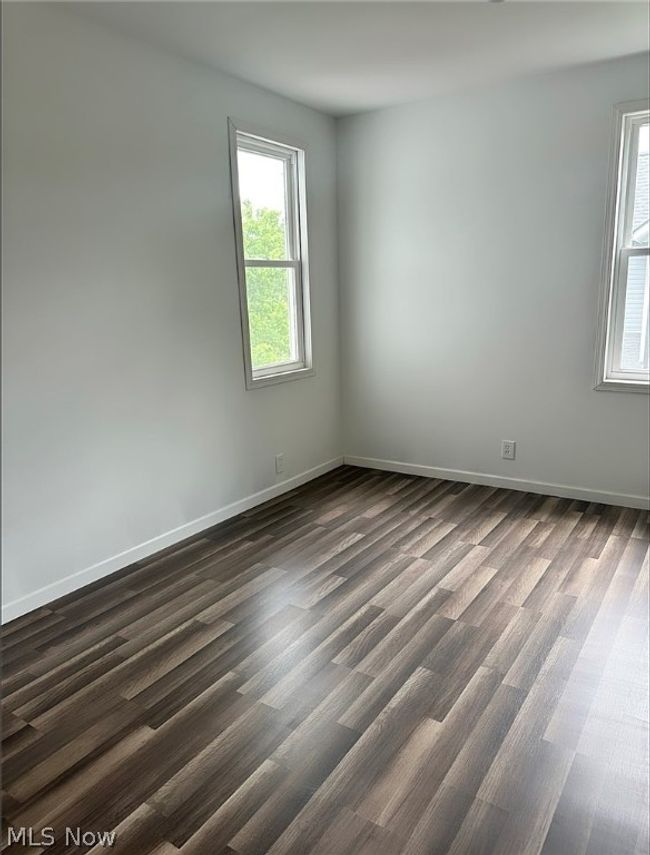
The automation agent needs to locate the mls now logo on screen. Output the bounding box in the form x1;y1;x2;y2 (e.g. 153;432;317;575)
6;828;55;847
6;827;117;847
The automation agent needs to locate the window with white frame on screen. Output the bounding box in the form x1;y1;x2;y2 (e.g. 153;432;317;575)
228;121;312;389
596;101;649;391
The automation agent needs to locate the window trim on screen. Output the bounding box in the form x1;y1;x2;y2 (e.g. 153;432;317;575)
228;119;313;390
594;99;649;393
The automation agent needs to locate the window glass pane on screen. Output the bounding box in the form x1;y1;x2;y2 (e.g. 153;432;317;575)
246;266;297;369
631;123;649;247
620;254;649;372
238;149;289;260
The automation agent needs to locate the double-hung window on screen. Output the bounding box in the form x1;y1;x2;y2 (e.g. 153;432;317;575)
228;121;312;389
596;101;649;391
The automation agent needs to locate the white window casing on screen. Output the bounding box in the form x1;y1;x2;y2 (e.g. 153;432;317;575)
595;100;649;393
228;119;313;390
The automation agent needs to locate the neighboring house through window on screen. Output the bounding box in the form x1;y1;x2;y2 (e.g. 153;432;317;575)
596;101;649;391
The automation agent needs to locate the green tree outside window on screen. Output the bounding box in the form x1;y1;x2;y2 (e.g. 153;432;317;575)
242;200;293;368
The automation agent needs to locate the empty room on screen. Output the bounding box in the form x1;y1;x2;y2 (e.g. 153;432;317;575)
2;1;649;853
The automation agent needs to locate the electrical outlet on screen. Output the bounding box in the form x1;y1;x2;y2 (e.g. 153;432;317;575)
501;440;516;460
275;453;285;474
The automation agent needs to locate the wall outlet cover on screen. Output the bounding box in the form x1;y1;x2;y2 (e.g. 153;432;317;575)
501;440;516;460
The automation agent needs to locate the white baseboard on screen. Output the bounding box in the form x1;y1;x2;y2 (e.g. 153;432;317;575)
1;457;343;624
5;452;646;624
344;455;650;511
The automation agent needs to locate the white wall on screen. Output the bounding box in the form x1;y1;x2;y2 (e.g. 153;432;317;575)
338;55;650;505
3;7;648;623
2;4;341;618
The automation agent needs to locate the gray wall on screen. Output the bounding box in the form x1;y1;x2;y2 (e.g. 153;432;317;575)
2;4;341;616
3;5;648;621
338;54;650;502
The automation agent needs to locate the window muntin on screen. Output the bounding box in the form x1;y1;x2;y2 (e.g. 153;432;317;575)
229;123;312;388
597;105;649;390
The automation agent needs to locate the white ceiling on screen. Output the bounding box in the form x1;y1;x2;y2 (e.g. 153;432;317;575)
77;2;649;116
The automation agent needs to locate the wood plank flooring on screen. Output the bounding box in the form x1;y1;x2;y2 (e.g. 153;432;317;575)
2;465;649;854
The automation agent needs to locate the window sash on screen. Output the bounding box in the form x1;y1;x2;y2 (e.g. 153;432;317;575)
237;135;300;264
620;114;648;249
245;261;305;369
229;120;313;389
607;247;649;381
596;102;650;392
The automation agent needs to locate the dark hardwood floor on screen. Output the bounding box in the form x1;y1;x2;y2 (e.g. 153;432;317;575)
2;465;649;854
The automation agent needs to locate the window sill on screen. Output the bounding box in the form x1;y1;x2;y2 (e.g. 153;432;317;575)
246;365;314;390
594;379;649;394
